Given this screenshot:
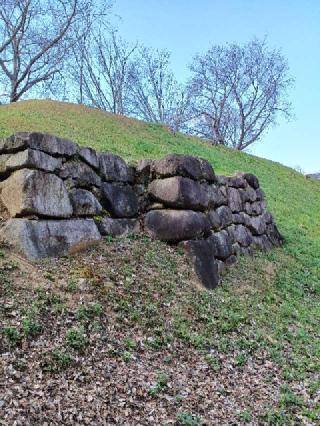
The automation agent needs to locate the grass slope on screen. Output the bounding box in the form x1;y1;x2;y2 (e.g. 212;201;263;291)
0;99;319;424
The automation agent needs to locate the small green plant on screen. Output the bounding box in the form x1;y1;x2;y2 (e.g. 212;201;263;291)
65;326;87;351
149;371;169;396
238;409;252;423
259;410;290;425
279;384;304;407
235;353;247;367
44;271;55;282
52;349;73;370
121;351;133;362
176;411;202;426
0;249;5;258
3;326;22;346
76;303;103;322
123;337;137;350
42;348;74;372
205;354;220;371
22;317;42;337
67;279;78;292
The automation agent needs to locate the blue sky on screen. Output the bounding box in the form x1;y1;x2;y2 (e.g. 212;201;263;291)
110;0;320;173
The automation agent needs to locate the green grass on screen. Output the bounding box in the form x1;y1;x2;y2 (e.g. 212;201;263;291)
1;99;320;422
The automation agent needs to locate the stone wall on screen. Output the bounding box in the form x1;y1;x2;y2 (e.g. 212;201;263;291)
306;173;320;181
0;132;283;289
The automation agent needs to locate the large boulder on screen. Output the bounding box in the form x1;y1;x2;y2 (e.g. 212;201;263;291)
152;154;215;182
0;132;78;157
96;217;140;237
0;149;62;176
99;153;133;183
0;219;101;259
101;183;138;218
59;160;101;188
148;176;208;210
144;209;210;242
69;189;102;216
181;239;220;289
0;169;73;218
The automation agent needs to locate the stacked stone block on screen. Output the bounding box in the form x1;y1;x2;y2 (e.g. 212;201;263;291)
0;132;283;289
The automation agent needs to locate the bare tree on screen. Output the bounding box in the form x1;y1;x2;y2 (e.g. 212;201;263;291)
128;47;190;132
0;0;98;103
70;30;137;114
188;38;293;149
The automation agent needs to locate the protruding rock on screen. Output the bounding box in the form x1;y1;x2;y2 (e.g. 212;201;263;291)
208;230;233;260
226;176;247;188
207;209;221;230
242;173;260;189
96;217;140;236
244;201;265;216
0;149;62;176
69;189;102;216
216;205;233;228
228;187;243;212
246;215;267;235
263;211;273;224
232;212;248;225
136;159;153;183
225;254;237;266
0;218;101;259
144;209;210;242
101;183;138;218
266;223;283;246
240;187;257;203
152;154;215;182
255;188;265;201
181;239;219;289
252;235;273;251
0;169;73;218
228;225;253;247
205;185;227;207
59;160;101;188
99;153;133;183
232;242;241;256
0;132;78;157
79;147;100;170
148;177;208;210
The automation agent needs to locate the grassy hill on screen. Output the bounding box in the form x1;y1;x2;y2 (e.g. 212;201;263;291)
0;100;319;424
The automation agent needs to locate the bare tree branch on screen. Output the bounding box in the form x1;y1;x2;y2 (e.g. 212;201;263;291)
0;0;101;103
188;38;293;149
128;47;191;132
